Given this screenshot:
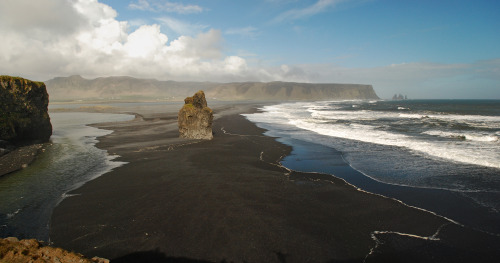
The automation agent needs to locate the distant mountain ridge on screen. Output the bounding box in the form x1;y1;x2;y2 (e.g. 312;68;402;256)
45;75;379;101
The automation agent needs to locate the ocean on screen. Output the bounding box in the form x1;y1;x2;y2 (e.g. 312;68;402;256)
244;99;500;235
0;112;134;241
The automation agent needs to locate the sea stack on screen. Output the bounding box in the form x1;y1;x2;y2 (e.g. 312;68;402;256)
0;76;52;143
178;90;213;140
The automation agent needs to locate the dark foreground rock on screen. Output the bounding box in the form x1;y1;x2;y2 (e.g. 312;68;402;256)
178;90;213;140
0;76;52;143
0;237;108;263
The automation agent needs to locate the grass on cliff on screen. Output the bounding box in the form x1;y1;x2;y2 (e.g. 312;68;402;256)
0;75;45;87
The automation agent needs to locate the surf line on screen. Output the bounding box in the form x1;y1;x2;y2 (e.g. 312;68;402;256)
340;153;499;193
222;121;471;236
257;148;460;263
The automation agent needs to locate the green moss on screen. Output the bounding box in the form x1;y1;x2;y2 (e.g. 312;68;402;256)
183;103;194;108
0;75;26;81
0;75;45;88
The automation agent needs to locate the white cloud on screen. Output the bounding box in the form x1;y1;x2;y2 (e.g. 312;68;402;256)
124;25;168;58
0;0;497;99
155;16;208;36
129;0;203;14
225;26;259;38
274;0;344;22
166;29;223;60
224;56;248;74
128;19;149;28
128;0;150;10
0;0;246;81
0;0;85;38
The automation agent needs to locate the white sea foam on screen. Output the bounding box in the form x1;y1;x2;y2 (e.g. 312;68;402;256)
423;130;499;142
245;102;500;169
247;101;500;236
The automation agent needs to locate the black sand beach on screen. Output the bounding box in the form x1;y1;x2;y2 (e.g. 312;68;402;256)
49;104;500;262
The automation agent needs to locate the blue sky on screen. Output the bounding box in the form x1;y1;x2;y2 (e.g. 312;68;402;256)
109;0;500;67
1;0;499;98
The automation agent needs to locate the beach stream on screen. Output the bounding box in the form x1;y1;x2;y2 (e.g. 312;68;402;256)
0;112;134;241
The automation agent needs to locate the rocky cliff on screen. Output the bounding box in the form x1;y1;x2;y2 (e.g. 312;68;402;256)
45;75;379;101
45;75;218;101
206;82;379;101
0;76;52;143
178;91;213;140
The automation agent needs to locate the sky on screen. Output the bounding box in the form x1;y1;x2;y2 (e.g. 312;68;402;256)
0;0;499;99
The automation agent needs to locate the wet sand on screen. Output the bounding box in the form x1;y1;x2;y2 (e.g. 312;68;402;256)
49;103;500;262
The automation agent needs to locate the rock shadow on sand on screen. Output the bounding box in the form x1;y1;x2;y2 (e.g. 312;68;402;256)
112;249;213;263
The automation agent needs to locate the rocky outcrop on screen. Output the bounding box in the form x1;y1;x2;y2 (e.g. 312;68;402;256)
45;75;218;101
0;237;109;263
392;93;407;100
178;90;213;140
0;76;52;143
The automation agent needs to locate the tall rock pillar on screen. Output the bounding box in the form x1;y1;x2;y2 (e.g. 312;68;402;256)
178;90;213;140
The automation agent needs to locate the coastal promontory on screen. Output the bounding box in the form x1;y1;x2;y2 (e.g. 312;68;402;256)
45;75;380;101
0;76;52;143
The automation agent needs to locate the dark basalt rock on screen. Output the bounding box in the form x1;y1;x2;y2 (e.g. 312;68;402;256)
178;90;213;140
0;76;52;143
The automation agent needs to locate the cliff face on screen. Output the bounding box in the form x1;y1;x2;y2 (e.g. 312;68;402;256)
206;82;379;101
0;76;52;143
45;75;218;101
178;90;214;140
45;75;379;101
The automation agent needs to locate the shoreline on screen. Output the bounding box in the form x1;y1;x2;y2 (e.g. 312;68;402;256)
246;100;500;235
1;111;137;241
276;136;500;235
49;102;500;262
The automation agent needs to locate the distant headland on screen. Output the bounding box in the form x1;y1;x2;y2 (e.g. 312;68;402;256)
45;75;379;102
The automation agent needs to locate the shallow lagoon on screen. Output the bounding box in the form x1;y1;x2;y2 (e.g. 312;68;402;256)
0;112;134;241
